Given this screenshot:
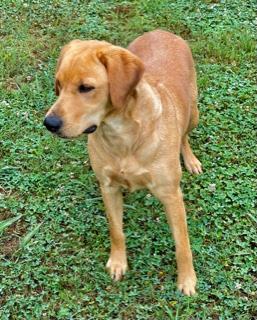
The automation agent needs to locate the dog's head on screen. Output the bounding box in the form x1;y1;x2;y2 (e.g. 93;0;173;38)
44;40;144;138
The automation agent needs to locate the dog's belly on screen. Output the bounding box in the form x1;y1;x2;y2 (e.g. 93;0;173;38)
102;163;155;192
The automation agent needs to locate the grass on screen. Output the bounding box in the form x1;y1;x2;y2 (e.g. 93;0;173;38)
0;0;256;319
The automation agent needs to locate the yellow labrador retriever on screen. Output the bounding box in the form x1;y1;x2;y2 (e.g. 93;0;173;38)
44;30;202;296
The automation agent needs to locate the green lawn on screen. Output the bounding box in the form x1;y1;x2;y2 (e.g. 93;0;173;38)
0;0;256;319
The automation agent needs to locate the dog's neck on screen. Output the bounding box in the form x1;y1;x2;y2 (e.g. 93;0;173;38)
96;79;162;160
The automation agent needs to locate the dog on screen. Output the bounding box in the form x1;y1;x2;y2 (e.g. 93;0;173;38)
44;30;202;296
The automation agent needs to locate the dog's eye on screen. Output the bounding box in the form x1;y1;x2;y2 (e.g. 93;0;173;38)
78;84;95;93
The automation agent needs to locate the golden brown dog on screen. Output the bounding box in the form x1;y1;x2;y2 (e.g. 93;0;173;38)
44;30;202;296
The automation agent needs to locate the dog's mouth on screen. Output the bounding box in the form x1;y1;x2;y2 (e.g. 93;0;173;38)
84;125;97;134
53;125;98;139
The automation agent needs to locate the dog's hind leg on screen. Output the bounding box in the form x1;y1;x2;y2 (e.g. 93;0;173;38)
101;185;128;281
181;134;202;175
181;85;202;174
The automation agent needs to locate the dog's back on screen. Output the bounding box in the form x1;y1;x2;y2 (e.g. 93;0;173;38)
128;30;194;82
127;30;197;132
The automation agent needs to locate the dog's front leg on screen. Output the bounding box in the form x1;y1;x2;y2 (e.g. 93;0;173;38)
101;185;127;281
153;186;197;296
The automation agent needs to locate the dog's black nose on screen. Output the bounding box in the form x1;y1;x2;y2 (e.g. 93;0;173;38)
44;115;63;133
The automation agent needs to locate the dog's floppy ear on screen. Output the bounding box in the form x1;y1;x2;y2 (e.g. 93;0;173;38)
54;40;81;96
98;47;145;108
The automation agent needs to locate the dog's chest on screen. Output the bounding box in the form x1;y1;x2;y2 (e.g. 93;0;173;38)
99;117;139;157
93;115;158;191
102;158;154;192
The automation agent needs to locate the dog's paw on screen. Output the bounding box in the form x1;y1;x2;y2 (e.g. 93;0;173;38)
184;156;202;175
177;275;197;297
106;257;127;281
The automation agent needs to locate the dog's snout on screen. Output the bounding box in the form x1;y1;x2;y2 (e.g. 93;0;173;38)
44;115;63;133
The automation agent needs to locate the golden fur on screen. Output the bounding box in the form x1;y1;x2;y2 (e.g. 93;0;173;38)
45;30;202;296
